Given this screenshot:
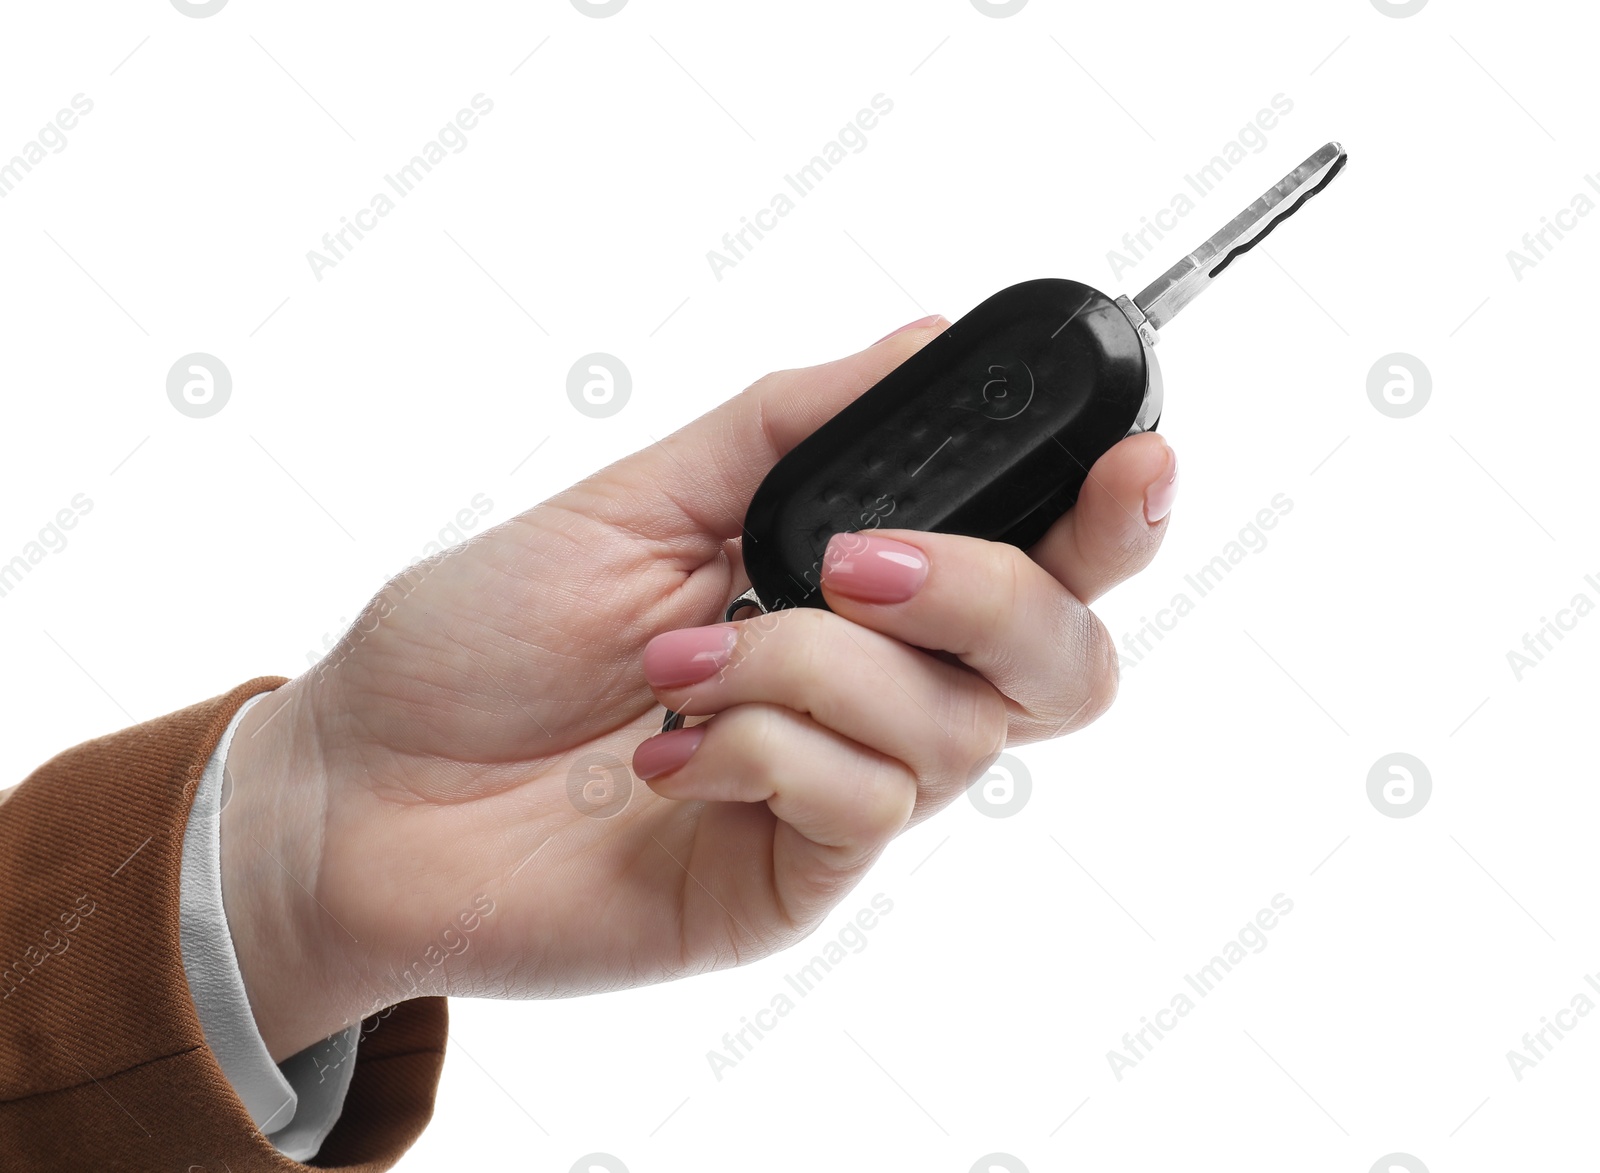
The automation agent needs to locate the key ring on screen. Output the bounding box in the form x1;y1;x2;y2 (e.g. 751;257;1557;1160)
660;591;766;734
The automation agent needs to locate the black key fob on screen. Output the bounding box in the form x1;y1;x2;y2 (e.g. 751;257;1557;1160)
741;278;1161;612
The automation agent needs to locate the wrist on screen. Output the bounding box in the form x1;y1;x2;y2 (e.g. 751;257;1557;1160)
220;682;367;1062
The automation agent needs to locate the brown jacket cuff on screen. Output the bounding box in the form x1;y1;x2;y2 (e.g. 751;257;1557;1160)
0;678;447;1171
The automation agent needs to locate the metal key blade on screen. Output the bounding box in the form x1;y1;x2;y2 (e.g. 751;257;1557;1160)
1129;141;1347;336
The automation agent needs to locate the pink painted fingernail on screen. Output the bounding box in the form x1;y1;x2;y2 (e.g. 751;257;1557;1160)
1145;445;1179;524
822;532;929;603
642;625;737;688
873;314;945;345
634;727;706;780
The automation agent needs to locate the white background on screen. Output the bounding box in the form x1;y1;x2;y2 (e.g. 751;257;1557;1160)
2;0;1596;1170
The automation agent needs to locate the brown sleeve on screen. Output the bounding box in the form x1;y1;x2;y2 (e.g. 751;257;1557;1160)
0;677;447;1172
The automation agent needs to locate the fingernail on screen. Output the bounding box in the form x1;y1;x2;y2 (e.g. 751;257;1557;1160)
822;532;929;603
1145;445;1179;524
873;314;945;345
642;625;737;688
634;727;706;780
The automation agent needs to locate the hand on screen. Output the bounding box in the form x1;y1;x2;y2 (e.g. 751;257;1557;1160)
221;317;1179;1060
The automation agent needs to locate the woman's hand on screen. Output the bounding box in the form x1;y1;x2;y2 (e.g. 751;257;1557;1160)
221;317;1179;1060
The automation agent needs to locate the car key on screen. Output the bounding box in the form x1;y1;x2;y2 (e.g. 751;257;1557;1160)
738;141;1348;615
660;144;1348;731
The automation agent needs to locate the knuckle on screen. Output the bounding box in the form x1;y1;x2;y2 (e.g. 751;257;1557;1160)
1073;609;1120;728
973;541;1027;642
857;763;918;843
744;368;793;399
1031;592;1119;733
781;609;852;714
820;769;916;871
723;705;784;789
726;607;856;725
952;541;1033;683
725;607;814;680
780;606;832;673
946;680;1009;779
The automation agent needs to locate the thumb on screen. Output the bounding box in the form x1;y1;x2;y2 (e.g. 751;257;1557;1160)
580;314;949;548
